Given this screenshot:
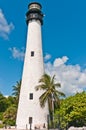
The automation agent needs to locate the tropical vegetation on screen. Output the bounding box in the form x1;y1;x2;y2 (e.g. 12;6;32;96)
0;80;21;128
12;80;21;105
35;74;65;127
54;91;86;129
0;77;86;129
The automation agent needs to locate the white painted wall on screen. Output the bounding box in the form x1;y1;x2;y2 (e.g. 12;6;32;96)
16;20;48;130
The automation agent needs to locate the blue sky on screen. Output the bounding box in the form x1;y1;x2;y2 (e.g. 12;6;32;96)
0;0;86;96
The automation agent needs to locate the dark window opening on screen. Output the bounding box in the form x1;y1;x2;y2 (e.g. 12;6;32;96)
29;117;32;124
29;93;33;100
31;51;34;56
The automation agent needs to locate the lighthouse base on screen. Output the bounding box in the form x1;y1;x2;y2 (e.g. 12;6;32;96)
16;122;48;130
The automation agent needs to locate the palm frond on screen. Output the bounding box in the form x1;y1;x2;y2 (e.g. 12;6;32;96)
55;90;65;97
12;80;21;104
35;84;47;91
39;74;51;85
54;83;61;87
39;91;49;108
35;73;65;117
51;75;55;84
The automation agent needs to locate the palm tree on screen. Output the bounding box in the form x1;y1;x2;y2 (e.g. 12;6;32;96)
35;74;65;127
12;80;21;105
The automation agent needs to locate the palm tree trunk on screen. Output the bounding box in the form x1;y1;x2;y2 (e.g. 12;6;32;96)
52;93;54;128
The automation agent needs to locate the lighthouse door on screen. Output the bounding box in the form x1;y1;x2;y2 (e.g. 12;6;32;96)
29;117;32;130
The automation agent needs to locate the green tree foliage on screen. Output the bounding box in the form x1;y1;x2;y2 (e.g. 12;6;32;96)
3;105;17;126
0;92;8;112
0;81;21;127
35;74;65;127
6;96;17;107
0;93;18;127
0;113;3;120
55;91;86;129
12;80;21;105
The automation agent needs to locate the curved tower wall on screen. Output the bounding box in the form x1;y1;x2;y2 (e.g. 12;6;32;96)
16;2;48;130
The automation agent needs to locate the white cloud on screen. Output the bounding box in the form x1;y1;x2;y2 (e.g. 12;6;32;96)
9;47;25;61
0;9;14;39
54;56;69;67
44;53;51;61
45;56;86;96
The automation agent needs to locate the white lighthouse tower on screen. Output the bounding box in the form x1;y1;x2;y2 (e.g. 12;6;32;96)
16;2;48;130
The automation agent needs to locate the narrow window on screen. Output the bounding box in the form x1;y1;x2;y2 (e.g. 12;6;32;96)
29;93;33;100
31;51;34;56
29;117;32;124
